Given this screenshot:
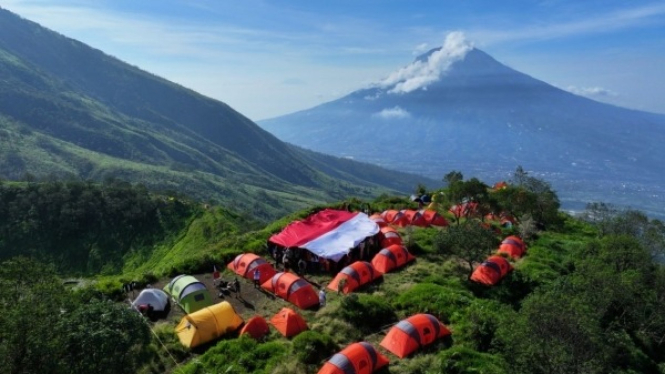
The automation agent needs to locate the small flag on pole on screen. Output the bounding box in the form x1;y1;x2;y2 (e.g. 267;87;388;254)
213;265;220;280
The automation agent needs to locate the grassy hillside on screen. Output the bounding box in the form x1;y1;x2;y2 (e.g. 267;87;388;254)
0;8;435;221
1;173;665;374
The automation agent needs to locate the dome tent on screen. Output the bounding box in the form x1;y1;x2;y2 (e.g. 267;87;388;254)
371;244;415;274
380;313;451;358
239;315;270;340
497;235;526;259
131;288;170;314
327;261;381;294
470;255;512;286
164;275;213;314
261;272;319;309
270;307;307;338
318;341;389;374
175;301;243;348
227;253;277;284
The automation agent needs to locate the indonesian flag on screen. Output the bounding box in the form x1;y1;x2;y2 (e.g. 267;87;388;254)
213;265;220;280
269;209;379;262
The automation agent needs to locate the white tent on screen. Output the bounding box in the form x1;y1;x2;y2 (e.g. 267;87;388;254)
131;288;170;312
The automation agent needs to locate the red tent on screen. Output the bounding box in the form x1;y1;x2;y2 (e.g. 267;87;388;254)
470;255;512;286
420;209;449;227
227;253;277;284
368;213;387;228
380;314;451;358
327;261;381;294
497;236;526;259
382;210;409;227
401;210;428;227
379;226;402;248
318;342;389;374
261;272;319;309
270;307;307;338
493;181;508;190
239;315;270;340
371;244;414;274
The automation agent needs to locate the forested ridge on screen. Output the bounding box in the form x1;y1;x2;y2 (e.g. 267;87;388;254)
1;171;665;374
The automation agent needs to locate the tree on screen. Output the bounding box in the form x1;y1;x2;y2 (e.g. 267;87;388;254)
436;220;498;277
443;170;464;186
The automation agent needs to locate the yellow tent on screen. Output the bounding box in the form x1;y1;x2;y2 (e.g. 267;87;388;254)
175;301;243;348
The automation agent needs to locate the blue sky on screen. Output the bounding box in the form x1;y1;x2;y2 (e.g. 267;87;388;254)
2;0;664;120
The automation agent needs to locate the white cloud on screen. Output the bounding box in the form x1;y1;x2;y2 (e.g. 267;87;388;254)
373;106;411;119
412;43;429;55
378;31;473;94
566;85;618;98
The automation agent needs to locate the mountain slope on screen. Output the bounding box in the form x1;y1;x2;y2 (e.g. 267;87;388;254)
259;43;665;217
0;8;434;220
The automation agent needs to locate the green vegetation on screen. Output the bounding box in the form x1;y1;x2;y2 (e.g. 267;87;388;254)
1;169;665;374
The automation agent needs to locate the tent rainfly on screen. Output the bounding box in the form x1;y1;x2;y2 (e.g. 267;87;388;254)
318;342;389;374
239;315;271;340
227;253;277;284
380;313;451;358
379;226;402;248
131;288;170;313
261;272;319;309
371;244;415;274
175;301;243;348
270;307;308;338
497;236;526;259
470;255;512;286
164;275;213;314
327;261;381;294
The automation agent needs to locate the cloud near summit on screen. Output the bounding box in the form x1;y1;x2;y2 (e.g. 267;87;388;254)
378;31;473;94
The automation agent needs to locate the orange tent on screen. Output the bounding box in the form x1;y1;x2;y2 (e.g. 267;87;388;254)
239;315;270;340
382;210;409;227
227;253;277;284
497;236;526;259
371;244;414;274
369;213;387;228
493;181;508;190
420;209;448;227
401;210;428;227
270;307;307;338
327;261;381;294
261;272;319;309
379;226;402;248
470;255;512;286
380;314;451;358
318;342;389;374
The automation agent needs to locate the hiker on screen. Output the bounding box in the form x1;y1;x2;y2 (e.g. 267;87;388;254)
298;258;307;275
232;277;241;298
283;249;291;272
253;268;261;288
319;288;326;307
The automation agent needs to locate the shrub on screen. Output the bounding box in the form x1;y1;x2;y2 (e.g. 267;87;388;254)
450;299;515;352
338;294;397;334
437;346;508;374
291;330;337;365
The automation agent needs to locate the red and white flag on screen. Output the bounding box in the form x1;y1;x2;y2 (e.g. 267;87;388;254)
213;265;220;280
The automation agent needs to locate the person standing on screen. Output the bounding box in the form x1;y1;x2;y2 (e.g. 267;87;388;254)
319;288;326;307
233;277;241;299
253;268;261;289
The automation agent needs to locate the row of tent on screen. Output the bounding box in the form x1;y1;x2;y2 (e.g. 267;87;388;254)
175;303;309;348
318;313;451;373
470;236;527;286
373;209;449;228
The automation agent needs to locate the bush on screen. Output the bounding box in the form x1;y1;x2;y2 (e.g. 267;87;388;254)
394;283;472;323
291;330;337;365
338;294;397;334
450;299;515;352
437;346;508;374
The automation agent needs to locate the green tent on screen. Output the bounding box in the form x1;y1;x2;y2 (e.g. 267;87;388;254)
164;275;213;314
